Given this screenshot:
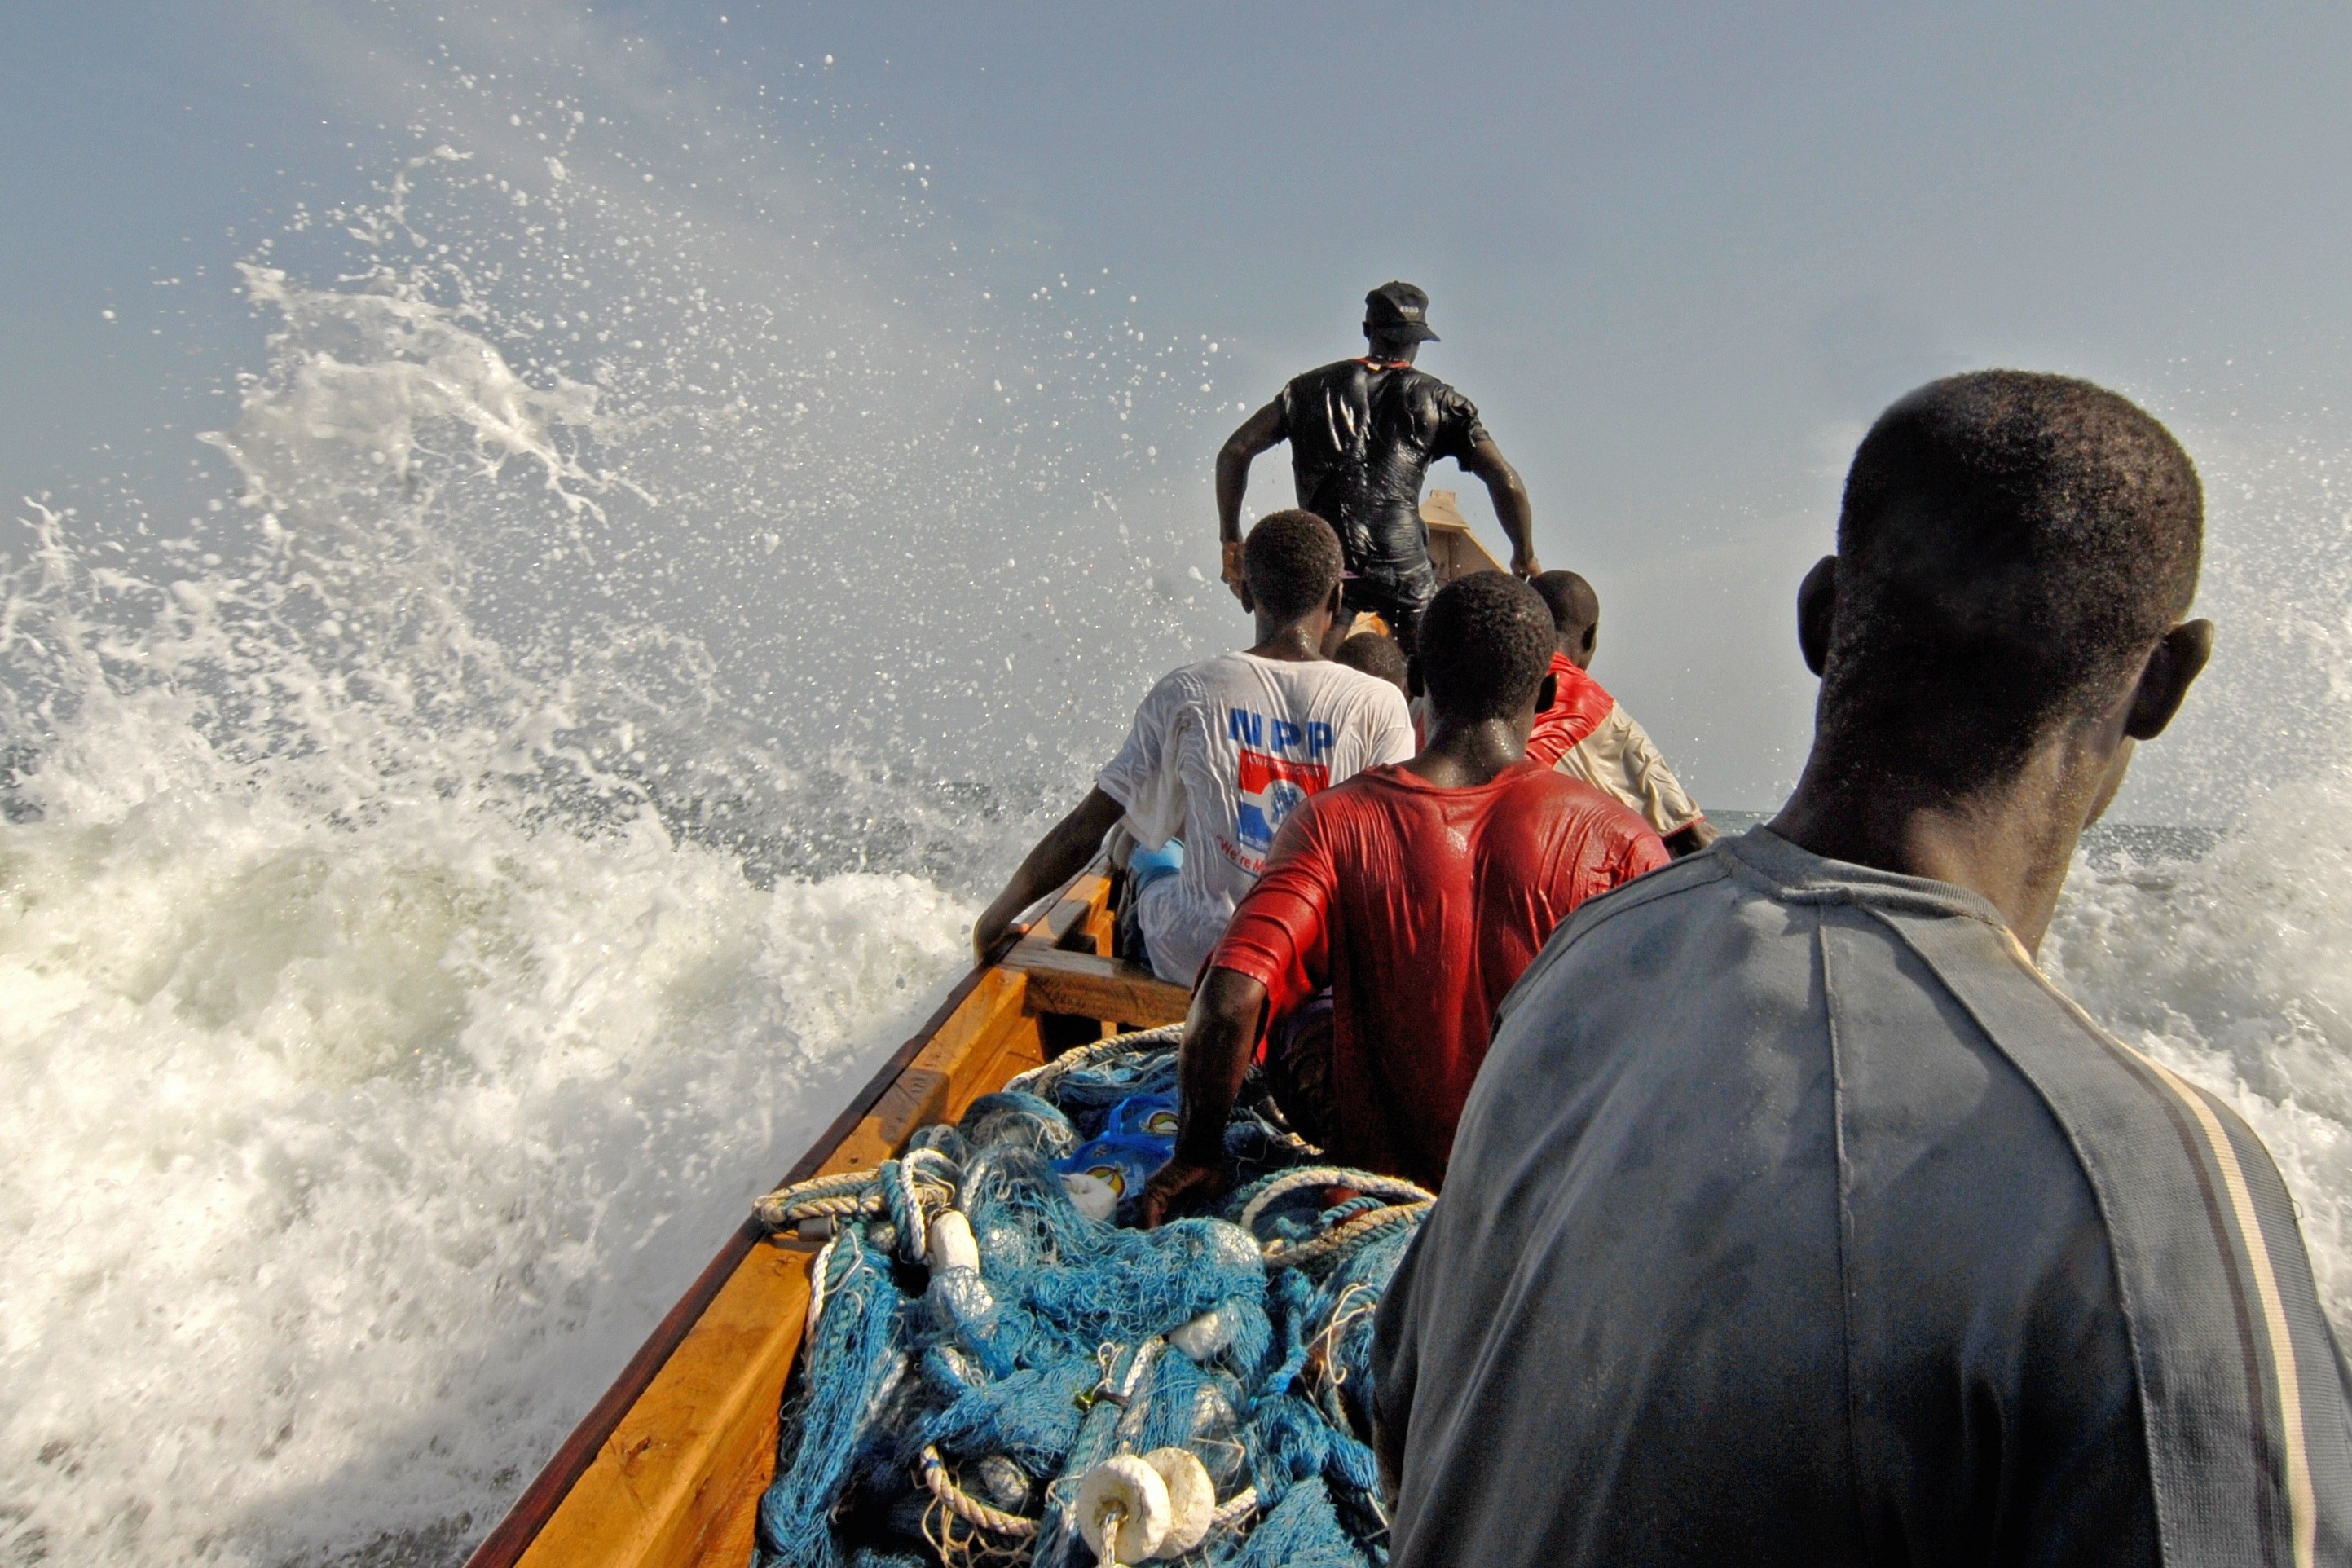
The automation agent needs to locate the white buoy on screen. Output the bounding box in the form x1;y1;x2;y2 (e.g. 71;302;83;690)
923;1266;995;1329
1063;1170;1119;1223
1074;1453;1171;1564
925;1209;981;1274
1168;1307;1230;1361
1201;1218;1260;1268
1142;1447;1215;1556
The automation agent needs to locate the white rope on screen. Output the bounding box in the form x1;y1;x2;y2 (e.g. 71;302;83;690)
752;1165;954;1232
1237;1166;1434;1236
802;1233;839;1351
890;1156;930;1262
903;1144;963;1186
1264;1201;1431;1269
1003;1024;1182;1099
918;1445;1040;1539
1099;1502;1129;1568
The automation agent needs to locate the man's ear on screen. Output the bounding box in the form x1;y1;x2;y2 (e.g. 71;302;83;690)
1534;672;1557;715
1326;579;1347;618
1580;620;1598;664
1796;555;1838;677
2125;619;2215;740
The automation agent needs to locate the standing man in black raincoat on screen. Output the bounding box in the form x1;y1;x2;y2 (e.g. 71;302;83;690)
1215;283;1539;654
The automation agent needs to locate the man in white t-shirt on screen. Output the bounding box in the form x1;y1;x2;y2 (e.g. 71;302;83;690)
971;509;1415;984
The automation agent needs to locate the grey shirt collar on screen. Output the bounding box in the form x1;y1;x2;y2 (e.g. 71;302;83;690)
1716;826;2011;930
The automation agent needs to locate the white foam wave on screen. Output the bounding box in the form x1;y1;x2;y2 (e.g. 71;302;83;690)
0;81;1215;1560
2052;781;2352;1323
0;786;964;1566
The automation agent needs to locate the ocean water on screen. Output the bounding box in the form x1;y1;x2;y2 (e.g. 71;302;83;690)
7;28;2352;1568
0;56;1226;1568
2051;797;2352;1319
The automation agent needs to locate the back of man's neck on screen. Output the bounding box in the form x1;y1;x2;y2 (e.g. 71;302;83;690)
1245;623;1324;663
1403;717;1527;789
1768;765;2088;951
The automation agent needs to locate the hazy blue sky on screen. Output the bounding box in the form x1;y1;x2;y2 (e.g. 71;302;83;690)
8;2;2351;812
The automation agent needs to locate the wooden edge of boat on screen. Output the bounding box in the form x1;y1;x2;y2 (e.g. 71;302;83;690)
1417;490;1502;581
462;866;1191;1568
461;507;1506;1568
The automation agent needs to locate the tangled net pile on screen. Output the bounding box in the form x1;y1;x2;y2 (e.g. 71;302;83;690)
747;1027;1434;1568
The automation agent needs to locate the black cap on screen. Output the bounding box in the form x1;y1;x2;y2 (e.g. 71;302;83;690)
1363;281;1438;343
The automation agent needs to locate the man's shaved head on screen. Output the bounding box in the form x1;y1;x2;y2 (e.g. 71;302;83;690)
1334;630;1410;696
1243;509;1346;622
1420;573;1557;723
1819;370;2203;792
1531;570;1600;658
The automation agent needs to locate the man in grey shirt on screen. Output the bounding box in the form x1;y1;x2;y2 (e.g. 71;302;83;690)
1373;371;2352;1566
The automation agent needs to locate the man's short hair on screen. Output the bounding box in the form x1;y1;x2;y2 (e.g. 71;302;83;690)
1419;573;1557;723
1530;570;1600;641
1244;509;1345;622
1824;370;2203;791
1334;630;1410;693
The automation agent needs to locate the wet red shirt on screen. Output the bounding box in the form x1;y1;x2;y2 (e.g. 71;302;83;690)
1210;761;1667;1188
1525;650;1617;769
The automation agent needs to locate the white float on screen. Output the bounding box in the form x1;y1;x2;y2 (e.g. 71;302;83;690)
1074;1452;1171;1564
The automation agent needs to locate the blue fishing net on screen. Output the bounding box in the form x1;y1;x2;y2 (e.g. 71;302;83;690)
751;1035;1425;1568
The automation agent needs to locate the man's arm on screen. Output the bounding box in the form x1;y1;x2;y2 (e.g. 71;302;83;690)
1663;819;1719;857
1608;709;1712;854
1139;799;1333;1225
1460;434;1538;576
1216;400;1287;601
1136;967;1268;1226
970;786;1126;962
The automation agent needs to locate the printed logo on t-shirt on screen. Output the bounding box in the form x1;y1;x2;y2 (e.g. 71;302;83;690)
1226;707;1335;860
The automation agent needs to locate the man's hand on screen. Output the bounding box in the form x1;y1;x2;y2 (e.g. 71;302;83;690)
1142;968;1270;1227
1138;1155;1229;1228
1221;538;1248;606
1464;434;1536;581
971;907;1026;964
1216;401;1286;596
1663;817;1720;858
970;788;1126;964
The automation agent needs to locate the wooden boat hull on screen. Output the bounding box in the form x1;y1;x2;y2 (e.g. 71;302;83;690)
464;871;1192;1568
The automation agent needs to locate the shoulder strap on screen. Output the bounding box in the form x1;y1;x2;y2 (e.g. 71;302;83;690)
1876;908;2352;1568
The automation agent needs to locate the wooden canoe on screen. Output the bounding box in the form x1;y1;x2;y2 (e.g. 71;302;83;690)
462;507;1506;1568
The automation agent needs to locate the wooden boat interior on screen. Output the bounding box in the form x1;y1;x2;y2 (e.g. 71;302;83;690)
463;504;1507;1568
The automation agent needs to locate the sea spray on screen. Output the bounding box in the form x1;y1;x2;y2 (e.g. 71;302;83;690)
2052;782;2352;1324
0;281;980;1563
2041;412;2352;1325
0;81;1222;1568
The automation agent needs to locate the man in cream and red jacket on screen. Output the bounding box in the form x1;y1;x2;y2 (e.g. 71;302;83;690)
1526;570;1716;857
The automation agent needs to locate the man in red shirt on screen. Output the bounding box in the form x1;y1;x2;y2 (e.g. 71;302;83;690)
1526;569;1717;857
1139;574;1667;1212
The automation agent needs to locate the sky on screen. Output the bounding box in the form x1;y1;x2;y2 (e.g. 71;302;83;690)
7;0;2352;814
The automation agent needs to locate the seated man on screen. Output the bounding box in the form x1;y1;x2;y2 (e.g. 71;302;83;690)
1332;629;1411;700
1526;569;1716;856
1139;574;1667;1210
971;509;1412;983
1375;372;2350;1566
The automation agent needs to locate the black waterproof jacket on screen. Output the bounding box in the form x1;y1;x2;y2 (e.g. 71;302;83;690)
1277;359;1487;574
